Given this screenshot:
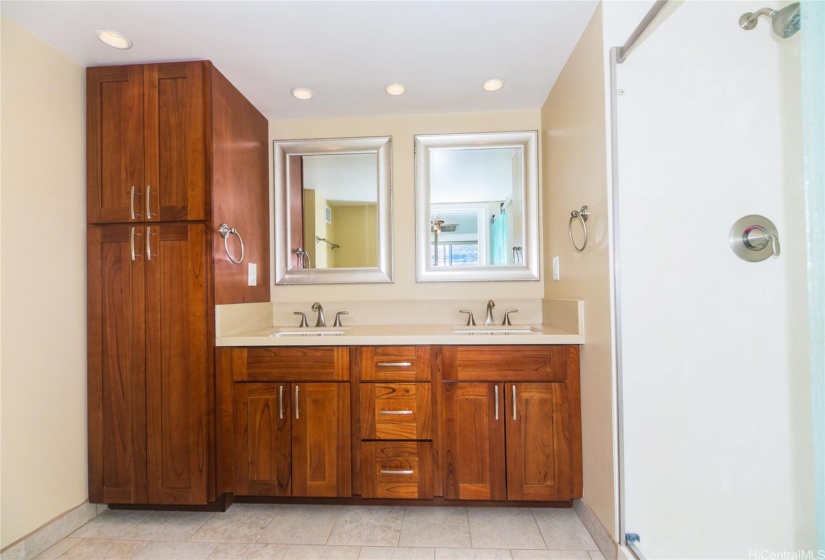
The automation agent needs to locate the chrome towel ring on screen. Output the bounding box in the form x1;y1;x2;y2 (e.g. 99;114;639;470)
218;224;245;264
568;206;589;252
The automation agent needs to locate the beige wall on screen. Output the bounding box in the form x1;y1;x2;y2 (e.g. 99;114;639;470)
333;204;377;268
270;110;543;302
541;5;617;540
0;18;88;548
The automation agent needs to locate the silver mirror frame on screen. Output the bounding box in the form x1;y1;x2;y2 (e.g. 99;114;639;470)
274;136;394;284
414;131;540;282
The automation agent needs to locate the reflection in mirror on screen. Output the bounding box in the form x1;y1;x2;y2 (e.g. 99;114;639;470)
274;137;393;284
415;131;539;282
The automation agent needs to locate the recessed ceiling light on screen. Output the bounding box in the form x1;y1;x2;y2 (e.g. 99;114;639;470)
291;88;313;100
482;78;505;92
96;29;133;50
385;83;406;96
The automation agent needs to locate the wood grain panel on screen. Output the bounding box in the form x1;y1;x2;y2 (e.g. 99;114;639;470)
88;225;147;503
292;383;351;497
210;66;270;304
567;346;583;498
361;442;433;499
87;66;144;224
246;347;348;382
505;383;571;501
442;383;505;501
360;383;432;440
234;383;292;496
145;224;208;504
144;62;206;222
442;346;570;382
360;346;431;381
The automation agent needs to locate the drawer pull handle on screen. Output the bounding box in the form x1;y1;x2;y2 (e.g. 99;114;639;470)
278;385;284;420
295;385;300;420
380;469;414;475
494;385;499;421
379;410;413;415
376;362;412;367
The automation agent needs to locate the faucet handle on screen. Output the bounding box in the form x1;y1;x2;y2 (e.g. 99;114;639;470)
333;311;349;327
293;312;308;328
502;309;518;326
459;310;476;326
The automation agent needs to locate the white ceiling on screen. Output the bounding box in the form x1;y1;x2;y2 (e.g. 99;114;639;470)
1;1;599;121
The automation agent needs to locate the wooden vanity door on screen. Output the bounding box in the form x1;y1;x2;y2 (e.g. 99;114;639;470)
443;382;506;501
234;383;292;496
292;382;351;498
505;382;573;501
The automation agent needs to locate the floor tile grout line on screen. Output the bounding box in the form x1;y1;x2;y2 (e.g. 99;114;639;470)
531;507;551;550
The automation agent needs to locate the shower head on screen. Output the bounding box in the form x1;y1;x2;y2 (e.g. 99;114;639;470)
739;3;801;38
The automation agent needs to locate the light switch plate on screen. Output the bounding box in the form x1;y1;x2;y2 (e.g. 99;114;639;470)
248;263;257;286
552;256;560;281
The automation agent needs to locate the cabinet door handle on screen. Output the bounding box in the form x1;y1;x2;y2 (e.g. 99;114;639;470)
512;385;517;421
278;385;284;420
130;186;141;220
130;227;143;261
379;410;413;415
380;469;414;475
494;385;499;421
295;385;300;420
145;226;155;261
145;185;155;220
376;362;412;367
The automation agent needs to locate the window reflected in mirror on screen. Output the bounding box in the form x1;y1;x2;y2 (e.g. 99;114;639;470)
415;131;539;282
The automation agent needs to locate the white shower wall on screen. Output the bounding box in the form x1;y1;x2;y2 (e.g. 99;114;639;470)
604;0;815;557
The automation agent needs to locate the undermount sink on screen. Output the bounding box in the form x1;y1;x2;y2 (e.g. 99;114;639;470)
270;328;348;337
451;327;539;335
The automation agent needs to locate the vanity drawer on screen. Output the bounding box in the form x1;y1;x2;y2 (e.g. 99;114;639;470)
361;441;433;499
243;347;350;382
360;383;432;440
359;346;431;381
442;345;576;383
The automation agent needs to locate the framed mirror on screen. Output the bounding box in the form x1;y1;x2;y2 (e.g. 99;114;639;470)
414;131;539;282
274;136;393;284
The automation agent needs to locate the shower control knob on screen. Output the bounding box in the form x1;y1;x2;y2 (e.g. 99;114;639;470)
730;215;781;262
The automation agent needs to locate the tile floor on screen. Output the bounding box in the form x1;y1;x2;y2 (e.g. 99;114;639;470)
33;504;605;560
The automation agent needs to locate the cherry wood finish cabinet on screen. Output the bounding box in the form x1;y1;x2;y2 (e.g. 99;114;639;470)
441;346;582;502
356;347;436;500
87;61;269;506
230;348;352;498
88;223;208;504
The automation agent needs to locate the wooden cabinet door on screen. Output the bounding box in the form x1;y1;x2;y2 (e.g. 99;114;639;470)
87;225;147;503
292;383;351;497
443;383;506;500
505;383;573;501
234;383;292;497
144;62;207;222
87;66;144;224
144;224;209;504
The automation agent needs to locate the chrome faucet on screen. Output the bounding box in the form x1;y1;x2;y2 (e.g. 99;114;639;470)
485;300;496;326
311;302;325;327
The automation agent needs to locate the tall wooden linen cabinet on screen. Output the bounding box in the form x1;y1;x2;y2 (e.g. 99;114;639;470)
87;61;269;505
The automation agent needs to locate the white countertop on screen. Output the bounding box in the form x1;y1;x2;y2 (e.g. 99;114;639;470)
216;324;583;346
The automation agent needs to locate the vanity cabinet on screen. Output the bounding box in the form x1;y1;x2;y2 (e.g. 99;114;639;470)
87;60;269;506
232;348;352;498
441;346;582;502
356;347;436;499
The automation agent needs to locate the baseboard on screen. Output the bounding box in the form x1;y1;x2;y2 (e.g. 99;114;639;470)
574;498;618;560
0;501;105;560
